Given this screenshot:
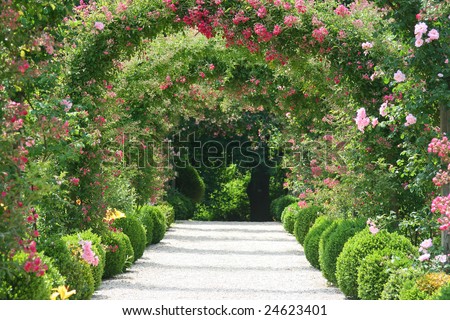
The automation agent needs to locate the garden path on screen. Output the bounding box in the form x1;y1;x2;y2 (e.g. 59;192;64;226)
93;221;344;299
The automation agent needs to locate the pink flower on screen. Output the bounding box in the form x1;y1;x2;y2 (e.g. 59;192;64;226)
334;4;351;17
257;6;267;18
361;42;373;50
80;240;99;266
414;22;428;36
427;29;439;40
273;25;282;36
354;108;370;132
379;102;388;117
283;15;298;27
435;254;447;263
312;27;328;43
420;238;433;249
415;38;424;47
94;22;105;31
404;114;417;126
70;177;80;186
419;253;430;261
297;201;308;208
369;225;379;235
393;70;406;82
372;118;378;127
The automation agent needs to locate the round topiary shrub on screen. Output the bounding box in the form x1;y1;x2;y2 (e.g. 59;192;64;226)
137;205;155;245
122;233;134;271
357;248;414;300
270;195;298;221
304;216;334;269
151;207;167;244
381;267;424;300
433;282;450;300
175;164;205;203
0;251;64;300
335;229;415;299
62;230;105;289
39;237;95;300
159;203;175;228
101;230;129;278
293;205;322;245
281;203;298;234
319;218;366;284
166;189;195;220
113;216;146;262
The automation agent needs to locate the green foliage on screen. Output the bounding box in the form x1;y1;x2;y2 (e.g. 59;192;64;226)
304;216;334;269
113;216;146;261
357;248;413;300
319;218;366;285
433;282;450;300
39;237;95;299
151;208;167;244
381;267;424;300
138;205;167;244
293;205;322;245
206;174;251;221
166;189;196;220
62;230;105;289
175;164;205;203
160;204;175;228
281;203;298;234
0;252;63;300
137;206;155;244
122;233;134;271
101;231;129;279
270;195;298;221
336;229;415;299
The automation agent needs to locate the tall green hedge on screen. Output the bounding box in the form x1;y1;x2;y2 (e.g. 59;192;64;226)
176;164;205;203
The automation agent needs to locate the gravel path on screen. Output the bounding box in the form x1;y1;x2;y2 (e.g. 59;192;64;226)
93;221;344;300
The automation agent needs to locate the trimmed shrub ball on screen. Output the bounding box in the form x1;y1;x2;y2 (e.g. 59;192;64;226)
138;205;167;244
433;282;450;300
62;230;105;289
335;229;415;299
137;205;155;245
357;248;414;300
303;216;334;269
0;251;64;300
293;205;322;245
113;216;146;262
166;189;195;220
175;164;205;203
319;218;366;284
159;203;175;228
101;230;129;278
151;207;167;244
381;267;424;300
270;195;298;221
39;236;95;299
122;233;134;271
281;203;298;234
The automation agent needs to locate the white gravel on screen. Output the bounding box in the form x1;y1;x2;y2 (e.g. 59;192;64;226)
92;221;344;300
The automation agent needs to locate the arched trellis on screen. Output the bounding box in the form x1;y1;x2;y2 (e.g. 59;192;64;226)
0;0;448;266
63;1;448;249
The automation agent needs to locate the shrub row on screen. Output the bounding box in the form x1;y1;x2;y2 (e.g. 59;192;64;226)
1;204;171;300
287;209;450;300
271;195;298;221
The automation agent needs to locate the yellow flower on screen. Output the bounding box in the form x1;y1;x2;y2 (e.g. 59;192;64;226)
105;208;125;222
50;286;76;300
76;199;81;205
